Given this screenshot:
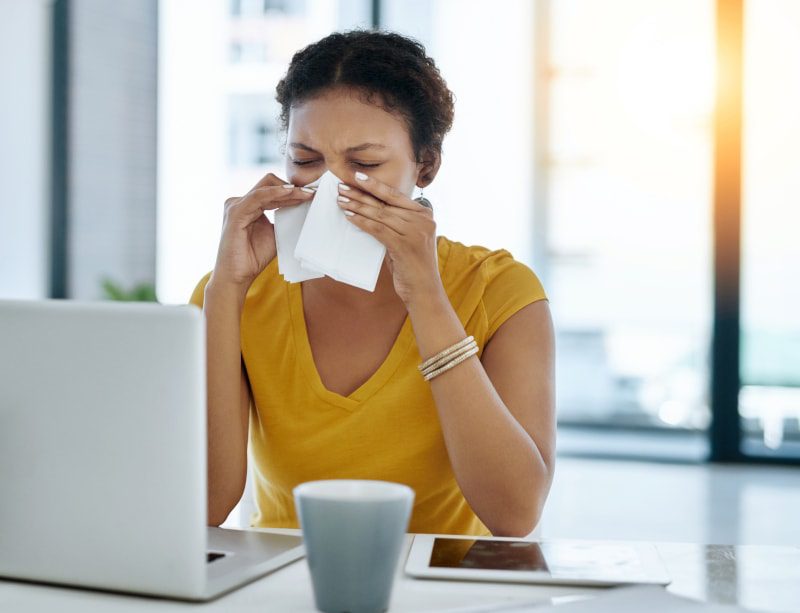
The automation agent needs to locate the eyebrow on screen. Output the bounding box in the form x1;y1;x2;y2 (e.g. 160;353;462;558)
289;142;387;153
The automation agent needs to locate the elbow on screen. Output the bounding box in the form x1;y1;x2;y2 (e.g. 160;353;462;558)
483;450;555;538
496;454;555;538
207;504;232;527
489;482;550;538
207;470;247;527
489;510;541;539
207;486;245;527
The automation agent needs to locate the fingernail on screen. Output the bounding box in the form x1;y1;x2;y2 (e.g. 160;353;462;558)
355;172;368;181
337;195;351;203
344;210;355;217
301;186;316;193
282;184;295;189
339;183;351;191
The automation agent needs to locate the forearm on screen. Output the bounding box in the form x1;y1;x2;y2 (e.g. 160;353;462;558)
408;289;550;537
203;276;249;524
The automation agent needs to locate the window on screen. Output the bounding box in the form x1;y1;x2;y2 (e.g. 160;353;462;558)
157;0;372;304
156;0;800;463
543;0;715;434
740;0;800;457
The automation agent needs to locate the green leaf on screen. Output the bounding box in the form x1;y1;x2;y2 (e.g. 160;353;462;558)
100;278;159;303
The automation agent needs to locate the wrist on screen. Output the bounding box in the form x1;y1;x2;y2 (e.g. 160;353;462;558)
404;282;449;316
407;290;469;365
205;274;250;308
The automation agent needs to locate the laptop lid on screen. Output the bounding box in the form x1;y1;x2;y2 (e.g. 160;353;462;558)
0;299;207;598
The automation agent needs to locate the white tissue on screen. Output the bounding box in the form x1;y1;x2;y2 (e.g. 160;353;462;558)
274;171;386;292
274;177;324;282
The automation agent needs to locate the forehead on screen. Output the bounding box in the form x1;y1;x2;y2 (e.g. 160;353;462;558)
287;88;413;152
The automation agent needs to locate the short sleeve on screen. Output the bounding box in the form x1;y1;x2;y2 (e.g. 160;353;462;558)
481;250;547;340
188;271;213;309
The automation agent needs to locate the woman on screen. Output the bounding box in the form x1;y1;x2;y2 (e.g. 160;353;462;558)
191;30;555;537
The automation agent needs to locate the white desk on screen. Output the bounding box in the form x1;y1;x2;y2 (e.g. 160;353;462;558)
2;529;799;612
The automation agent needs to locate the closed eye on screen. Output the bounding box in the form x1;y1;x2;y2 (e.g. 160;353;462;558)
290;159;383;168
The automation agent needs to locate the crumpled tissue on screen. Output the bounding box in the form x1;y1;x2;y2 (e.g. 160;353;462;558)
273;171;386;292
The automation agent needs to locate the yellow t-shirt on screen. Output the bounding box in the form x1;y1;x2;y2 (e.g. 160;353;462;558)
190;235;547;536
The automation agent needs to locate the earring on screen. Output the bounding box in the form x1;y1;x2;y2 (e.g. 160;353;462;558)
414;189;433;211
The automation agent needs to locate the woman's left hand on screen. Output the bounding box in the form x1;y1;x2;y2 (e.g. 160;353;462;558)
337;172;441;307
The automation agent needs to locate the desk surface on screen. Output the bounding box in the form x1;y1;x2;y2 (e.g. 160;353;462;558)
1;529;798;612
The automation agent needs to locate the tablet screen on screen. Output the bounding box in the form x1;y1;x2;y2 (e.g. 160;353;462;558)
430;538;549;571
429;538;649;579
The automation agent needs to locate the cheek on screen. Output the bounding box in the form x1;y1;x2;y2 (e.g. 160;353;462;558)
284;162;323;187
376;159;418;197
287;171;315;186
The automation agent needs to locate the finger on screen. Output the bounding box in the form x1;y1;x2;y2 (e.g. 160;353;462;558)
339;184;423;227
337;194;409;235
247;185;314;211
230;186;312;222
342;208;401;246
251;172;290;190
351;172;425;212
225;183;312;212
235;199;309;228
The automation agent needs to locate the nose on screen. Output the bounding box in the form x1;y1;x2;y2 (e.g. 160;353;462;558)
326;160;352;181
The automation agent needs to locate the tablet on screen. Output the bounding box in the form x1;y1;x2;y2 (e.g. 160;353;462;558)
405;535;671;587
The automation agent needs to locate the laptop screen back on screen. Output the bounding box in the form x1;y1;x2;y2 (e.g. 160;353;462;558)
0;300;207;598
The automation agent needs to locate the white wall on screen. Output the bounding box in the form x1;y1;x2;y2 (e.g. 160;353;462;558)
0;0;52;299
157;0;228;305
383;0;537;265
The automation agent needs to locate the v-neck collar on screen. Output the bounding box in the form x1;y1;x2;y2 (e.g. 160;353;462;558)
287;236;450;412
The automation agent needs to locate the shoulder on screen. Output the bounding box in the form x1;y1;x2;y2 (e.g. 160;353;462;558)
439;236;547;340
188;271;213;308
440;236;545;297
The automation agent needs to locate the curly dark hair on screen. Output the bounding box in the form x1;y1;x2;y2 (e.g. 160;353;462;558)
275;29;455;162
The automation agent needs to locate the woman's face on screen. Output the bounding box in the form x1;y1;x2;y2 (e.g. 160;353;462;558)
285;87;423;194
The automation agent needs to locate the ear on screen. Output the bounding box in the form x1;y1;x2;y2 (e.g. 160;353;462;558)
416;148;441;189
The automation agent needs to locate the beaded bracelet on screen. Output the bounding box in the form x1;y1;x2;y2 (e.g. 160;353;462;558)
422;345;479;381
418;336;475;372
419;339;478;377
418;336;479;381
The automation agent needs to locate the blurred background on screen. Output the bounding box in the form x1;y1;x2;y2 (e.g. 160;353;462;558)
1;0;798;465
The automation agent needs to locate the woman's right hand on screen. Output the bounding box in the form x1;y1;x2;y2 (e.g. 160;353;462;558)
211;172;314;289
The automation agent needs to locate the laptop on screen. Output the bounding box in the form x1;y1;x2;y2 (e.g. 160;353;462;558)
0;299;305;601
